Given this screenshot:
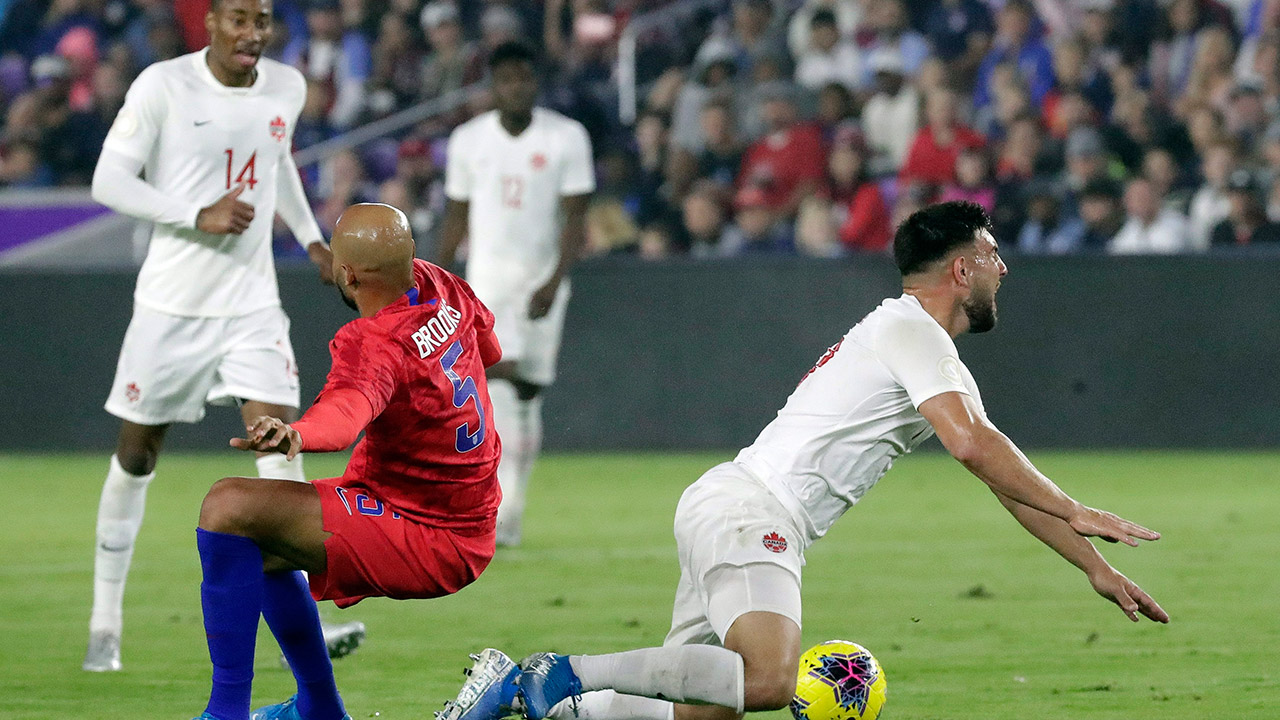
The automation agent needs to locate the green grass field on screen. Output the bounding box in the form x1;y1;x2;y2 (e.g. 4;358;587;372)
1;451;1277;719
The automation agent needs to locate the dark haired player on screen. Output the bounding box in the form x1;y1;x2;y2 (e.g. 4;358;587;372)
438;41;595;547
194;203;502;720
84;0;369;672
443;201;1168;720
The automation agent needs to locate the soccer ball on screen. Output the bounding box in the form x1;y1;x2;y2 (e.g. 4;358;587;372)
789;641;887;720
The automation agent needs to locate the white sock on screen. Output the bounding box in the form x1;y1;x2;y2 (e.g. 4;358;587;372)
256;453;306;482
517;394;543;496
89;455;154;634
549;691;674;720
570;646;745;712
489;380;526;545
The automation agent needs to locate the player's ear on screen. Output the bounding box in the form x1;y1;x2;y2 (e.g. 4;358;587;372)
952;255;969;287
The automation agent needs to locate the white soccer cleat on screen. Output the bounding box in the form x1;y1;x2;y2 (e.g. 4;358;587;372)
322;620;367;660
83;630;122;672
437;649;523;720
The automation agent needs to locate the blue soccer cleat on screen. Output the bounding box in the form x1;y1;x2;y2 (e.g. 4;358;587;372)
250;695;352;720
193;714;223;720
518;653;582;720
437;649;522;720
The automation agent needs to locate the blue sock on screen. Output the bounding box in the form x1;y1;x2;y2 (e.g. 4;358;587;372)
263;571;346;720
197;528;264;720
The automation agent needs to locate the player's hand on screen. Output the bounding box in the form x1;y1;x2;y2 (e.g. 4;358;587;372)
528;279;558;319
197;183;256;235
230;415;302;459
307;242;335;285
1067;505;1160;547
1088;566;1170;623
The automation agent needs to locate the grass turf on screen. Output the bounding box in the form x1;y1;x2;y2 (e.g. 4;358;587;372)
0;451;1277;719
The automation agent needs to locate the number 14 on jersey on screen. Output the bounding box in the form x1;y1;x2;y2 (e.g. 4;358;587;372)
225;149;258;190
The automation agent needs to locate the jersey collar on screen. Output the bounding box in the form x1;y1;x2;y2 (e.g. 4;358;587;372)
194;47;267;95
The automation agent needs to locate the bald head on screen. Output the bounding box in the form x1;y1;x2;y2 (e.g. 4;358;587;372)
331;203;416;315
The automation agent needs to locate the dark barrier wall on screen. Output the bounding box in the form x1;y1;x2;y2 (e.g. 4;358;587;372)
1;255;1277;451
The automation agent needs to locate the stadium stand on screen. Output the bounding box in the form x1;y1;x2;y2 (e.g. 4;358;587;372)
4;0;1280;261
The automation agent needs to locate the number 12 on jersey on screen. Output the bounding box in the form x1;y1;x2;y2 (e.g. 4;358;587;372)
439;340;486;453
224;149;258;190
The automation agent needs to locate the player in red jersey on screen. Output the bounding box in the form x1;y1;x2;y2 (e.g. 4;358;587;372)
189;203;502;720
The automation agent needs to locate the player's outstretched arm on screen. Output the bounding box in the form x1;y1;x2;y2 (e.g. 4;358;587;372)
991;491;1170;623
230;390;373;458
919;392;1161;547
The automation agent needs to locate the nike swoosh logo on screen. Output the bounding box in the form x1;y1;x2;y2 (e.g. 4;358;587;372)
194;120;212;126
99;542;131;552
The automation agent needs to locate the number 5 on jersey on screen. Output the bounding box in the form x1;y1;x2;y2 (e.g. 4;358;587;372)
440;340;486;452
225;149;258;190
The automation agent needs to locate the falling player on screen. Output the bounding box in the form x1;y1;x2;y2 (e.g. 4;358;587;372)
443;201;1169;720
438;40;594;547
195;203;501;720
85;0;363;672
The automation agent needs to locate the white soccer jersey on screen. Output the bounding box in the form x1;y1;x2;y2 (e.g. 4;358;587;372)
444;108;595;294
735;294;984;543
102;49;307;317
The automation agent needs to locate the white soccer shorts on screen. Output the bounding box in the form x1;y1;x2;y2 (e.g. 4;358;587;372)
664;462;805;648
471;278;570;387
105;304;301;425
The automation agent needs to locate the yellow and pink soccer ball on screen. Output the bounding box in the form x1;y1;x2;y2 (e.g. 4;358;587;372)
790;641;887;720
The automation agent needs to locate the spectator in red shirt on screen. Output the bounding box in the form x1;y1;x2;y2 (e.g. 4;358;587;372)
825;130;892;252
899;86;985;188
737;83;827;217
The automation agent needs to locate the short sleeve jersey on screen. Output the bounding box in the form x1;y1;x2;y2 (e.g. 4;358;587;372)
318;259;502;529
735;294;984;543
444;108;595;295
103;49;307;317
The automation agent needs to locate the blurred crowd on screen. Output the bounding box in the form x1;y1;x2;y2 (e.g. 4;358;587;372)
5;0;1280;259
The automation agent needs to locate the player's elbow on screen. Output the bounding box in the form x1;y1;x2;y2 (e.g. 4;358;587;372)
943;425;994;468
89;163;113;207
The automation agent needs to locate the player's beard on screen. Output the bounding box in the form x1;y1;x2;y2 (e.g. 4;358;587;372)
337;284;359;312
963;289;997;334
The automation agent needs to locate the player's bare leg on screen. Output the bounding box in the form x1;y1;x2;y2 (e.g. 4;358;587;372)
197;476;349;720
84;420;168;672
487;361;543;547
240;400;368;663
672;612;802;720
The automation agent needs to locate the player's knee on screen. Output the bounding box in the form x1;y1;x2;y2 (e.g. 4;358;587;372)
199;477;258;536
116;425;165;475
116;452;155;476
742;662;796;711
115;443;159;475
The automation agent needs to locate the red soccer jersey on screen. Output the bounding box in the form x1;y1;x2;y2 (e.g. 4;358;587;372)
316;259;501;530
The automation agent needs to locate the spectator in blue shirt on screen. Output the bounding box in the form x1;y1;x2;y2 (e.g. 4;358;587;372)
975;0;1053;110
922;0;993;82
